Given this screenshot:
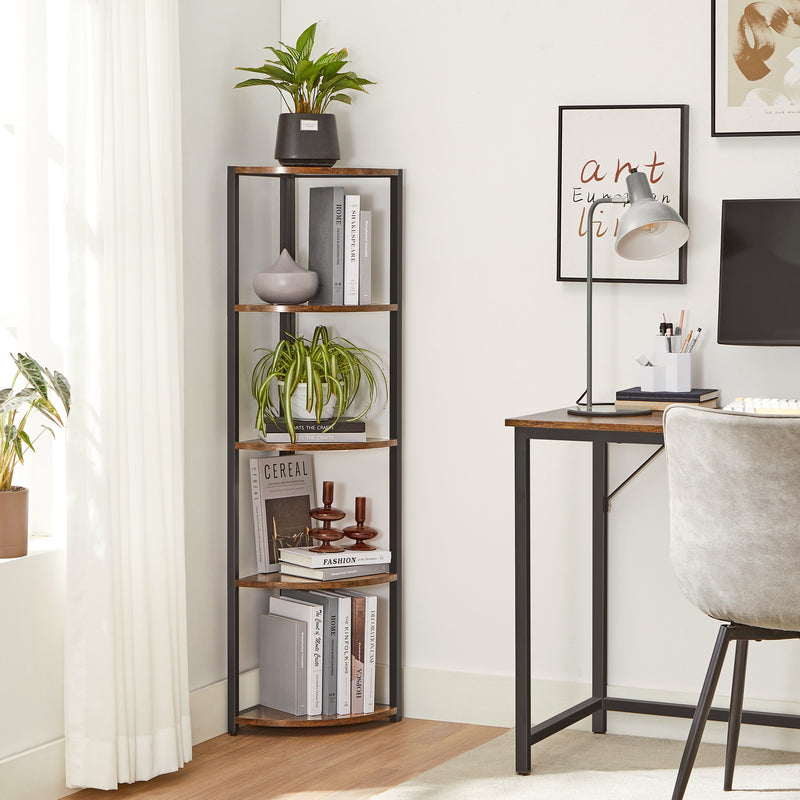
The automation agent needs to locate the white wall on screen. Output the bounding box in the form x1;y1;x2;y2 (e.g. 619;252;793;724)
280;0;800;749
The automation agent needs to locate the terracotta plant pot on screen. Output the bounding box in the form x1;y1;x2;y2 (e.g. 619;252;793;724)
0;486;29;558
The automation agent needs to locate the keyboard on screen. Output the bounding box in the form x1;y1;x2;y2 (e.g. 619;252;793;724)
723;397;800;415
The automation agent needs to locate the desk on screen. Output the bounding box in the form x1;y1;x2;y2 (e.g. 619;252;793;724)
506;408;800;776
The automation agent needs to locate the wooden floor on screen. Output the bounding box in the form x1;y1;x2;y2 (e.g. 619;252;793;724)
66;718;507;800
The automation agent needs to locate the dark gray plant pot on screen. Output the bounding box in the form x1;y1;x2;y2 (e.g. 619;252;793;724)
274;113;341;167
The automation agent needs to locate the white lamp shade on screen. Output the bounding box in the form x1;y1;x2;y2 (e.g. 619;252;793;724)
615;171;689;261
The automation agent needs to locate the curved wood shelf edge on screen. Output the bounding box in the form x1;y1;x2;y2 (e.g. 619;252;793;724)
237;572;397;590
236;704;397;728
236;437;397;452
233;166;400;178
235;303;398;313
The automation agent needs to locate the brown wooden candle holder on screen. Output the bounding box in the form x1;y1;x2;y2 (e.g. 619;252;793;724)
308;480;346;552
342;496;378;550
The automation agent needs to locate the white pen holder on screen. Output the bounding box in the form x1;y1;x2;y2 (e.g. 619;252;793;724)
652;335;682;366
665;352;692;392
640;365;665;392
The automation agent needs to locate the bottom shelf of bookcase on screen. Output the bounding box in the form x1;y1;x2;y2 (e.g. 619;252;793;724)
236;704;397;728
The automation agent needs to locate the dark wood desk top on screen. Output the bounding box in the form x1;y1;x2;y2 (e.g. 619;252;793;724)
505;408;664;434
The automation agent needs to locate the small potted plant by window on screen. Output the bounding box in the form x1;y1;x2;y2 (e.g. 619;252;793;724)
0;353;70;558
251;325;384;442
235;22;375;166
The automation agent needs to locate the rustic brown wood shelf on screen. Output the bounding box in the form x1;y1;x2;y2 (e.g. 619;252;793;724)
227;165;403;734
236;303;398;313
236;703;397;728
236;437;397;452
236;571;397;590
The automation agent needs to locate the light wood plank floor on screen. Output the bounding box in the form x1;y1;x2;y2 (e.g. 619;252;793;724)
66;719;507;800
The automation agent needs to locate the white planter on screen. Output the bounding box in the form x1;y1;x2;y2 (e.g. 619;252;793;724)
282;382;338;420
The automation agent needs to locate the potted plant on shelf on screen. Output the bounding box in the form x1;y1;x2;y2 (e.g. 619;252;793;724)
251;324;385;442
0;353;70;558
234;22;375;167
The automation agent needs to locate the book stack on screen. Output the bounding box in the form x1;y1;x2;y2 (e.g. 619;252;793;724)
308;187;372;306
279;544;392;581
259;587;379;716
615;386;720;411
260;416;367;444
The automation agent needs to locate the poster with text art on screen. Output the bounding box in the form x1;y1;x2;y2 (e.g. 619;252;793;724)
713;0;800;135
557;105;688;283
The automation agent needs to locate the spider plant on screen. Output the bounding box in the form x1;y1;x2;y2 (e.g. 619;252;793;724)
234;22;375;114
251;325;385;442
0;353;71;492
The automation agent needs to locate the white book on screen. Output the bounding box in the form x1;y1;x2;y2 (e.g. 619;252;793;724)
279;546;391;569
363;593;377;712
249;459;267;573
269;595;324;715
344;194;361;305
359;210;372;305
311;590;352;715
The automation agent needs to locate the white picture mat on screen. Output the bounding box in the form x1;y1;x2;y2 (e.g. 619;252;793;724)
714;0;800;135
558;106;686;282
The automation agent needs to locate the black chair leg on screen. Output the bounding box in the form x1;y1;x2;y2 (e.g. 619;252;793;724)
724;639;749;791
672;625;733;800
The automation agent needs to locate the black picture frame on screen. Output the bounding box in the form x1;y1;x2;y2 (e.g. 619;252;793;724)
557;104;689;284
713;0;800;136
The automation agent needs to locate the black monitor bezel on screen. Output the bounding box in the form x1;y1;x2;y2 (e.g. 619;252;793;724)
717;198;800;346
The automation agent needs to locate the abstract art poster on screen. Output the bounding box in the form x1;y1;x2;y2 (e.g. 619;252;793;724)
713;0;800;135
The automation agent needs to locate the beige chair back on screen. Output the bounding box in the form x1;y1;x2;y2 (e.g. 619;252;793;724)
664;405;800;632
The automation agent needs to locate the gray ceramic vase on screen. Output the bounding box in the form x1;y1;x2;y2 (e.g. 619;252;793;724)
253;249;319;304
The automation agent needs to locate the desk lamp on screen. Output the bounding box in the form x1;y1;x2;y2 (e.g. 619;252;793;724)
567;169;690;416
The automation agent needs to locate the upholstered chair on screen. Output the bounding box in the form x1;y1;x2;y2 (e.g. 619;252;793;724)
663;404;800;800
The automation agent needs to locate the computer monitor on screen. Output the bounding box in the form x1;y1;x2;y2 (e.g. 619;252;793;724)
718;199;800;345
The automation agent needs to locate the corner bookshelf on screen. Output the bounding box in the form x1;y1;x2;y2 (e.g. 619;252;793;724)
226;166;403;732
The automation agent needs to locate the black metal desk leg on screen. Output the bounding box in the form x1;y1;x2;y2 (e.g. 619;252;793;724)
514;431;532;774
592;441;609;733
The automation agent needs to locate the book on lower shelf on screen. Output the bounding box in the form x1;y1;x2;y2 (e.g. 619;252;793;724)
250;455;315;573
269;595;324;715
279;561;390;581
335;589;377;714
280;546;392;569
282;589;339;716
259;612;307;716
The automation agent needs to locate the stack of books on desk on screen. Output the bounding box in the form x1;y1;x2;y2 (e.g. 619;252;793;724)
615;387;719;411
279;545;392;581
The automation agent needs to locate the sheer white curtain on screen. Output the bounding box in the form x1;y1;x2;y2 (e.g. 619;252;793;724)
64;0;191;789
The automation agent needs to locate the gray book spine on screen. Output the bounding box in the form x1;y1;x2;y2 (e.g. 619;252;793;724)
282;590;338;716
359;210;372;305
308;186;345;305
259;613;307;716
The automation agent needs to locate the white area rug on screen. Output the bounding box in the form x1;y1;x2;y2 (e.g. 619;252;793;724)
373;729;800;799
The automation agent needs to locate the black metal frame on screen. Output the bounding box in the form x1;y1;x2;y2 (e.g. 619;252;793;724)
556;104;689;284
226;166;403;734
513;419;800;775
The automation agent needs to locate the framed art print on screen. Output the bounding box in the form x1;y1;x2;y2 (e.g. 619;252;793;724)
557;105;689;283
713;0;800;135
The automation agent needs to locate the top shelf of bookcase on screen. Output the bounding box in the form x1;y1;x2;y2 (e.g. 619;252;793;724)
232;166;401;178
